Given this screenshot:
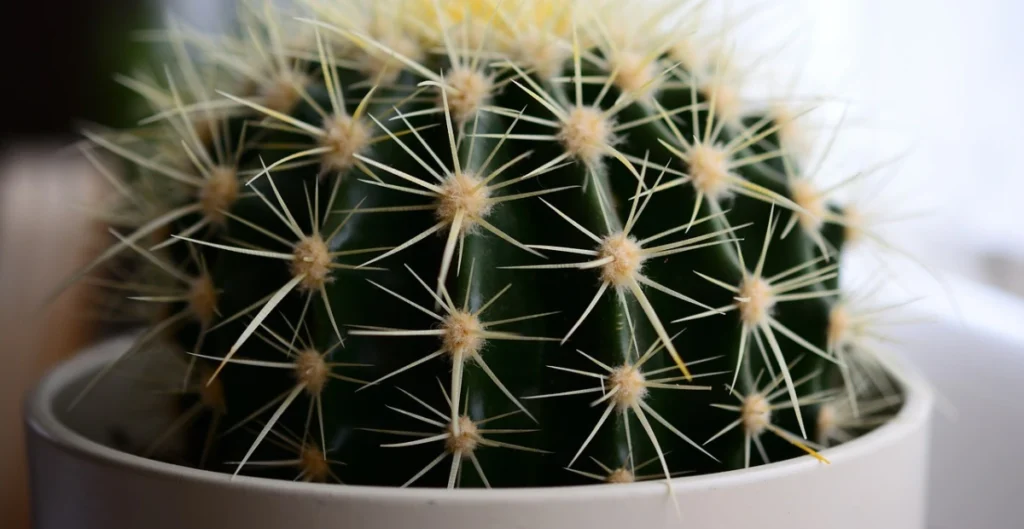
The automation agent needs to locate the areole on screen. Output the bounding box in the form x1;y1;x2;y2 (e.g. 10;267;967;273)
25;337;933;529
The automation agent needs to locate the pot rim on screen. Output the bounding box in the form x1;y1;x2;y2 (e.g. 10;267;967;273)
25;335;933;502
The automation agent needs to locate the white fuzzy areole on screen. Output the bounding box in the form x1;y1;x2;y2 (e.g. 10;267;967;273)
188;273;218;328
260;71;309;113
771;103;811;156
605;468;636;484
610;50;660;99
199;166;240;225
436;172;492;231
599;233;645;287
299;444;331;482
670;38;703;74
445;415;481;454
608;365;648;411
559;107;613;167
291;236;332;291
737;277;776;326
442;311;485;361
320;114;371;172
791;180;826;234
295;349;328;396
741;393;772;435
444;68;494;124
700;80;743;127
688;144;731;200
816;403;838;445
843;207;865;245
827;304;850;349
198;369;226;415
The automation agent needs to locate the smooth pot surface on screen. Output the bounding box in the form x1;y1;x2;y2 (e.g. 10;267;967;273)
25;336;933;529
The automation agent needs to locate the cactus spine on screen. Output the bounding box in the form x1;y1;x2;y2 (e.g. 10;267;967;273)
73;0;903;489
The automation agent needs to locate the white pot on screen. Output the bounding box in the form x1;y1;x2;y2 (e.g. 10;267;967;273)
25;336;933;529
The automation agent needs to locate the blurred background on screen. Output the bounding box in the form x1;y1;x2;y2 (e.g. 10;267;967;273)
1;0;1022;527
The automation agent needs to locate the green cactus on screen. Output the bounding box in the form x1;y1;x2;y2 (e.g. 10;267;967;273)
70;0;904;489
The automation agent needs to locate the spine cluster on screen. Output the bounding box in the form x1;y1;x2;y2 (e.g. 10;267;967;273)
68;0;907;490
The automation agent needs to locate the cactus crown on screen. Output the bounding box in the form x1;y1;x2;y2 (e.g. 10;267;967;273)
73;0;906;490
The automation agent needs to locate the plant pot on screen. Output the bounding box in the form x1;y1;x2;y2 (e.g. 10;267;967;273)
25;335;934;529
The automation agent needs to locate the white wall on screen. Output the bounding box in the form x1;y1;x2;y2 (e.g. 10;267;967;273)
733;0;1024;287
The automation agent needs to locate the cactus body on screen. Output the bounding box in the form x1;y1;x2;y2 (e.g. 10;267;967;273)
79;0;901;489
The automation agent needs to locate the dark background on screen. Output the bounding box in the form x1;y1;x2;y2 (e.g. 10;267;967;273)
0;0;158;142
0;3;163;528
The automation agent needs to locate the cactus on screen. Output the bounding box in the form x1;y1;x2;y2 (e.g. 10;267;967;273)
70;0;906;489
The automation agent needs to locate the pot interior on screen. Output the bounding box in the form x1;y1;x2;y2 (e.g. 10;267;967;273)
51;341;191;463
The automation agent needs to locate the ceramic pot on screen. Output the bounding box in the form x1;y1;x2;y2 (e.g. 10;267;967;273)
24;335;933;529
